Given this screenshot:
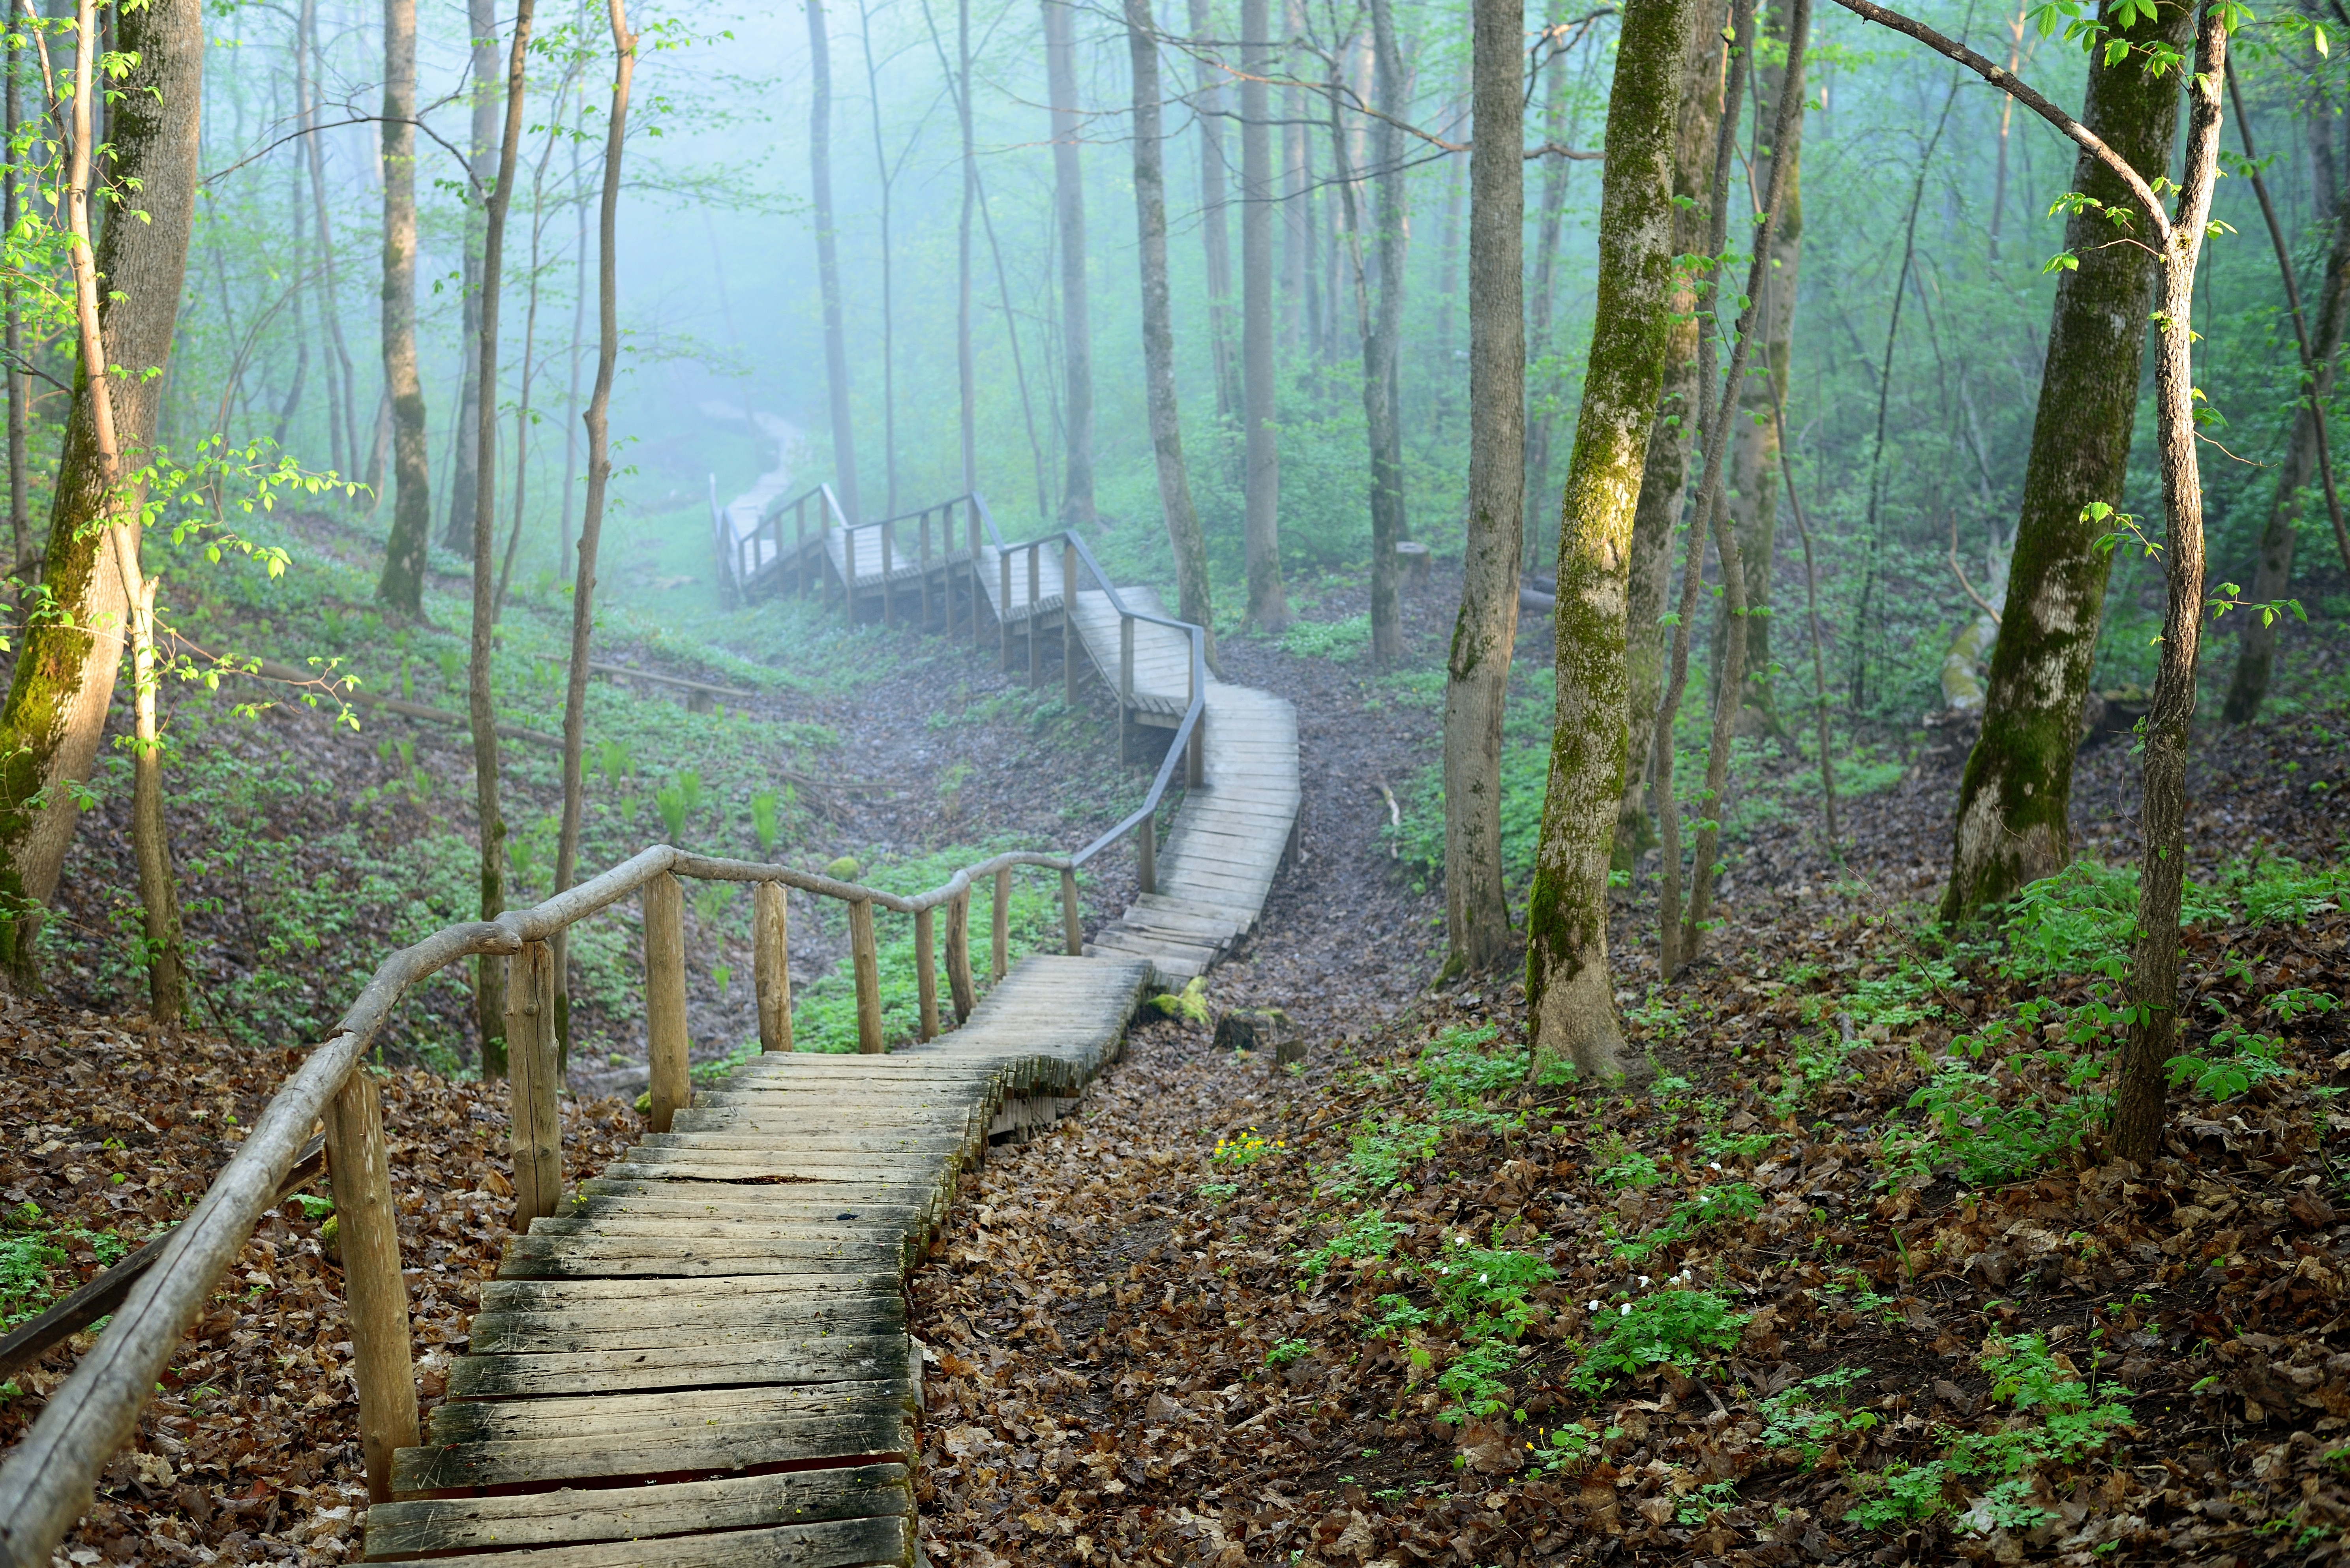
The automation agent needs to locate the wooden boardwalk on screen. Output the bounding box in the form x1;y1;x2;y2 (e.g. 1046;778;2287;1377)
363;955;1149;1566
776;518;1302;983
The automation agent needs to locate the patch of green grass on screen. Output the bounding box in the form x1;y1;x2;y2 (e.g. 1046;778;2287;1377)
1280;614;1372;661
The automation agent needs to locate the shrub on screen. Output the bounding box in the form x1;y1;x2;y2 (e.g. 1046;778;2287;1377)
1571;1288;1750;1394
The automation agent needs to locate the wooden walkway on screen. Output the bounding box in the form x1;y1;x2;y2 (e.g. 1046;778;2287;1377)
779;520;1302;983
363;955;1150;1566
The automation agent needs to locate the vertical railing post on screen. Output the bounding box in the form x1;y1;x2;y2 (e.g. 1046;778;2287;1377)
795;497;807;596
1062;538;1078;705
754;881;792;1051
920;509;934;628
643;872;691;1133
848;898;883;1053
323;1066;419;1505
1027;544;1043;688
1119;615;1135;764
1060;867;1082;956
843;525;858;628
946;889;976;1022
1187;638;1206;789
998;549;1013;671
915;905;939;1042
881;517;896;625
991;867;1011;982
1137;814;1157;895
970;501;985;653
506;939;562;1224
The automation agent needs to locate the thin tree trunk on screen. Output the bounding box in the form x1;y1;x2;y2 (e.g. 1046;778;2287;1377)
1940;0;2196;920
1524;0;1698;1083
1613;0;1728;874
1240;0;1284;632
300;0;363;487
1986;0;2024;262
1440;0;1523;979
808;0;861;523
1124;0;1220;667
858;0;899;516
1672;0;1808;969
1714;0;1807;733
467;0;536;1074
275;157;312;451
4;43;21;570
971;167;1052;521
1363;0;1406;664
0;0;201;988
294;0;347;481
1522;6;1574;513
554;0;637;1057
558;59;587;584
375;0;433;614
1043;0;1095;525
2112;6;2225;1169
958;0;976;490
1281;0;1306;357
1434;131;1463;444
443;0;501;553
1769;379;1838;842
2223;78;2350;721
496;91;569;618
1190;0;1238;421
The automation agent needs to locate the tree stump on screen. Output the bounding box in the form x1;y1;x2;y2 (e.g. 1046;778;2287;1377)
1213;1007;1292;1057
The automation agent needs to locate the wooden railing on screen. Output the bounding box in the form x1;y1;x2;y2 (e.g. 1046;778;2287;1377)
0;840;1091;1564
709;478;853;607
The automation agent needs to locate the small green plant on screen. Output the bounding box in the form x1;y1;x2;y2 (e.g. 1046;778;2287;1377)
1149;976;1210;1024
1614;1182;1763;1261
1212;1127;1283;1166
1759;1367;1879;1467
596;739;635;791
1296;1210;1408;1279
1598;1148;1667;1190
655;780;690;841
1365;1293;1430;1339
1571;1289;1750;1394
2267;987;2341;1025
749;789;782;852
2168;1022;2294;1101
1424;1237;1556;1340
1530;1421;1615;1477
1675;1479;1742;1526
1279;613;1371;661
1195;1182;1240;1204
693;881;739;927
1322;1114;1440;1200
0;1231;68;1327
1435;1340;1522;1421
1266;1338;1312;1368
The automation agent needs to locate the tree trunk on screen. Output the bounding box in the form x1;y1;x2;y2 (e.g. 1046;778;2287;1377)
1240;0;1286;632
859;0;897;516
1190;0;1239;422
1043;0;1095;525
1124;0;1220;669
957;0;976;491
1612;0;1728;874
808;0;861;524
128;565;183;1022
1714;0;1806;733
1940;0;2197;920
468;0;536;1073
0;0;200;987
1522;5;1576;517
4;45;21;570
1525;0;1697;1083
1363;0;1406;665
558;82;587;583
496;103;567;619
2111;7;2225;1169
1440;0;1523;980
300;0;362;488
2223;101;2350;722
443;0;501;554
375;0;432;614
1281;0;1307;357
554;0;637;1057
276;159;312;452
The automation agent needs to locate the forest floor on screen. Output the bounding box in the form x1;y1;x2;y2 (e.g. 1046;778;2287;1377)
2;548;2349;1567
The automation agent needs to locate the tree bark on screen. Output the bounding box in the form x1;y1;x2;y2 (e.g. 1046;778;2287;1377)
2111;7;2225;1169
1043;0;1095;526
957;0;976;491
554;0;637;1055
1125;0;1220;669
443;0;501;554
2223;92;2350;722
1525;0;1697;1083
1281;0;1307;357
1940;0;2196;920
299;0;363;487
4;43;21;570
375;0;432;614
808;0;861;524
0;0;200;986
858;0;900;517
1522;3;1577;517
1715;0;1806;732
468;0;536;1072
1612;0;1728;873
1440;0;1523;980
1363;0;1406;665
1240;0;1286;632
1190;0;1239;422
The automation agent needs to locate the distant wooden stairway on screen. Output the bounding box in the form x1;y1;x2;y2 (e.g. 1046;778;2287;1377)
713;483;1302;984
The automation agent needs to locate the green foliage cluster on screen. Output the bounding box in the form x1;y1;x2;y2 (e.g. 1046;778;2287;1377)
1278;614;1373;661
1570;1288;1751;1395
0;1204;130;1328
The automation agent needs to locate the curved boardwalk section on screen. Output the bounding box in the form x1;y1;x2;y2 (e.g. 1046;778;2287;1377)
364;956;1150;1566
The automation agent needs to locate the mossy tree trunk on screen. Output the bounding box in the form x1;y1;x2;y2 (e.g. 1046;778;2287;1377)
1439;0;1525;978
1613;0;1728;873
1364;0;1407;666
1526;0;1700;1085
0;0;200;987
375;0;432;614
1940;0;2195;921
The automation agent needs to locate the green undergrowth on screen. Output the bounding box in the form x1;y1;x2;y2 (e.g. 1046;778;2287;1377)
0;1203;132;1329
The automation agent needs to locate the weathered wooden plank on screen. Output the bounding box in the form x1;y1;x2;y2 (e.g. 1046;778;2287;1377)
478;1274;902;1311
444;1333;906;1399
364;1462;910;1558
467;1299;903;1354
428;1380;912;1442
